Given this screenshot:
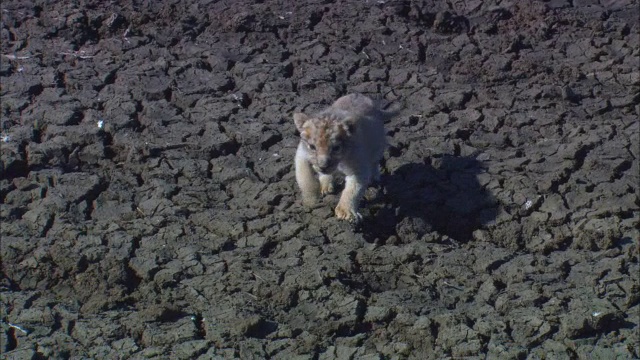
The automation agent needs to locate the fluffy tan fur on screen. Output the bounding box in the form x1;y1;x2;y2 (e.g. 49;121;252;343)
294;94;389;222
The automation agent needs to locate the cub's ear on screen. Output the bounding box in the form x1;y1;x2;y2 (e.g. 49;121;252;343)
293;113;309;132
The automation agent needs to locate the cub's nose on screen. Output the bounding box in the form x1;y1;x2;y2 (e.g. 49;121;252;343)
317;156;331;172
317;161;334;173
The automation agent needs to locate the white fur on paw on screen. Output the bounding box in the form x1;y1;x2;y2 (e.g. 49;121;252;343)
302;195;319;207
335;204;362;223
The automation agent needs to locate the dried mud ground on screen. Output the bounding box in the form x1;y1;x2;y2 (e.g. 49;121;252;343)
1;0;639;359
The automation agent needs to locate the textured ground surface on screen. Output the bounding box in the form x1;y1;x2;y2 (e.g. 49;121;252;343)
1;0;638;358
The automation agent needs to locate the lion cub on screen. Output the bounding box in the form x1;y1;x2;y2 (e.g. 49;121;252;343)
294;93;388;222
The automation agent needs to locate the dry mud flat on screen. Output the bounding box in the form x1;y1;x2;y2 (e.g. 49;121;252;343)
0;0;638;358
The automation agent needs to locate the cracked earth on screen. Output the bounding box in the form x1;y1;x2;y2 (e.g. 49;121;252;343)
1;0;638;358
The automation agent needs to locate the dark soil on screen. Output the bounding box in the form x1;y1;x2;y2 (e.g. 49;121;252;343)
1;0;638;358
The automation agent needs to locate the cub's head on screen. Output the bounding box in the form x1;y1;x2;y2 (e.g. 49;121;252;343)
294;112;355;174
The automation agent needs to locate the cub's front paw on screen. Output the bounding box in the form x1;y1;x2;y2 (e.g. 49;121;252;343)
302;193;320;207
335;203;362;223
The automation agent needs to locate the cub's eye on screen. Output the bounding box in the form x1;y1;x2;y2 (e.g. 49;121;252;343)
331;144;341;152
308;144;316;151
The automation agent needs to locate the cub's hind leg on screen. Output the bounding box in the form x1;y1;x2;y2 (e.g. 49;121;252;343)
370;162;381;183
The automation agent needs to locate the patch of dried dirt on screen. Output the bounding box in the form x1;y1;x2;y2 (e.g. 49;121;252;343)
1;0;638;358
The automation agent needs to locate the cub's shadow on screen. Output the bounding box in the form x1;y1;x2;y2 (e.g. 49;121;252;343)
359;155;498;244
